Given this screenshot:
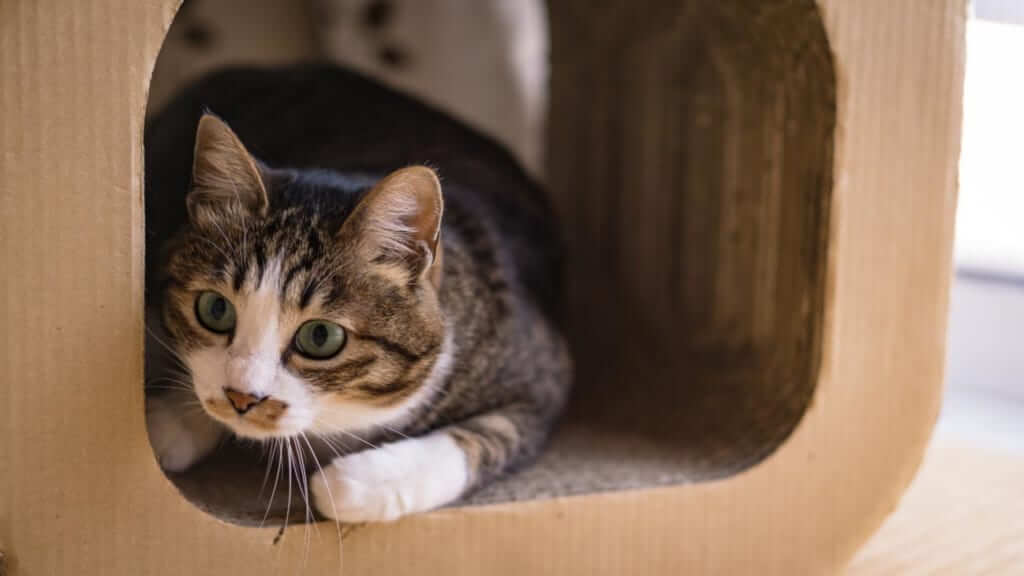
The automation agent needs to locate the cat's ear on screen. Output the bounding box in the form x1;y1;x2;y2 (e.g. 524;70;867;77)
187;113;269;222
343;166;444;286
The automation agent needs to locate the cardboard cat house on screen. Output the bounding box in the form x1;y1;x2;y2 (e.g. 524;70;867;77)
0;0;964;574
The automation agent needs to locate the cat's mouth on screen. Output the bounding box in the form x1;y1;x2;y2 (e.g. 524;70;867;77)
202;395;305;439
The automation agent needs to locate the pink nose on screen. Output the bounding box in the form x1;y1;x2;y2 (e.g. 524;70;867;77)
224;388;266;414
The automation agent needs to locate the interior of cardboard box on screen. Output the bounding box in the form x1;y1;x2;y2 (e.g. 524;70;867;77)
146;0;835;525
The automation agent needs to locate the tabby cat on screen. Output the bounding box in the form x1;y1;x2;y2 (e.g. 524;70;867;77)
145;66;570;522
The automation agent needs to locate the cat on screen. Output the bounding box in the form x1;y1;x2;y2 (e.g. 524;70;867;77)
144;65;570;523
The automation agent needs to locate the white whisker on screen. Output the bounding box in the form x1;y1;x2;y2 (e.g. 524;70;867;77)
283;439;295;539
314;433;346;460
294;437;318;534
312;420;384;452
379;424;412;440
145;325;192;372
291;437;313;570
147;365;193;380
143;384;196;394
260;439;284;529
258;438;277;501
144;376;194;386
302;431;344;570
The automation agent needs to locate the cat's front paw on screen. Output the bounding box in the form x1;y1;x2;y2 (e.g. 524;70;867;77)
146;395;224;472
311;432;469;523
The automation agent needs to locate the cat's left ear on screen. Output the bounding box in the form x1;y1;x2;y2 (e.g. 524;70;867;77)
342;166;444;287
187;113;269;222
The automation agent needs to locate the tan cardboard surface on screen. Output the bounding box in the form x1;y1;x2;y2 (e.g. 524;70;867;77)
850;435;1024;574
0;0;963;574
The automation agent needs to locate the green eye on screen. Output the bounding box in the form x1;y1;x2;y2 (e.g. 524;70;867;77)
294;320;346;359
195;291;236;334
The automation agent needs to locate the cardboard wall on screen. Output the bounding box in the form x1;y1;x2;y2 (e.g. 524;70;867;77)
0;0;964;574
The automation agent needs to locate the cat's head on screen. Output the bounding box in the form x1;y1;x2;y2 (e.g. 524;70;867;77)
160;113;449;440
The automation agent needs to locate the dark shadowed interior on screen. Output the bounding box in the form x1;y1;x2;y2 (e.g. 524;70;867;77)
146;0;835;524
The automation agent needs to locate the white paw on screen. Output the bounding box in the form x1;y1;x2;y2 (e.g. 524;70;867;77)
311;432;468;523
146;395;224;472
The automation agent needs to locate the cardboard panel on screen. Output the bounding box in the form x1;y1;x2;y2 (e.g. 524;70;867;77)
0;0;963;574
545;0;834;482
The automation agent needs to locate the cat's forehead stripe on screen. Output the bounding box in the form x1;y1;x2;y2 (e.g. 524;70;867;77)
299;278;320;310
254;243;267;288
282;255;317;302
232;257;248;292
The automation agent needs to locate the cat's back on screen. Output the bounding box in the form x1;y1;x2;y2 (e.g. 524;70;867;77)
145;64;563;320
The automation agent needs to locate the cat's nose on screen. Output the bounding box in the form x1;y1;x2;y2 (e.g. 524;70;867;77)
224;388;267;415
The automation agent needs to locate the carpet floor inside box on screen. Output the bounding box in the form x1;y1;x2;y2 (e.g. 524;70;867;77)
170;419;788;525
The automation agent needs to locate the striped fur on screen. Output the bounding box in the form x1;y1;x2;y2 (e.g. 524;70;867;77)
146;73;571;522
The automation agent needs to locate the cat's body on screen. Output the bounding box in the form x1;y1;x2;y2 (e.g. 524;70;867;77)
145;65;570;522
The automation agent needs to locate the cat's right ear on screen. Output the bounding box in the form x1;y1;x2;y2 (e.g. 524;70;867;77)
341;166;444;287
187;113;269;224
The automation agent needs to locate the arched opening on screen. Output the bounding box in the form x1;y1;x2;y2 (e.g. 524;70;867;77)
144;0;834;523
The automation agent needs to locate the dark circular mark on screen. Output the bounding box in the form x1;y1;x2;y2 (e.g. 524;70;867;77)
183;22;215;50
377;44;410;69
362;0;394;31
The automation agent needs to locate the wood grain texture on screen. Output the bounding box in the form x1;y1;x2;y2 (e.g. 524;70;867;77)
849;437;1024;574
0;0;963;574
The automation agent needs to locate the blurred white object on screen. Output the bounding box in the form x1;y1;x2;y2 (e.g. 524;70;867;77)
973;0;1024;26
311;0;548;178
946;277;1024;402
148;0;319;116
955;19;1024;276
150;0;547;176
946;15;1024;406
